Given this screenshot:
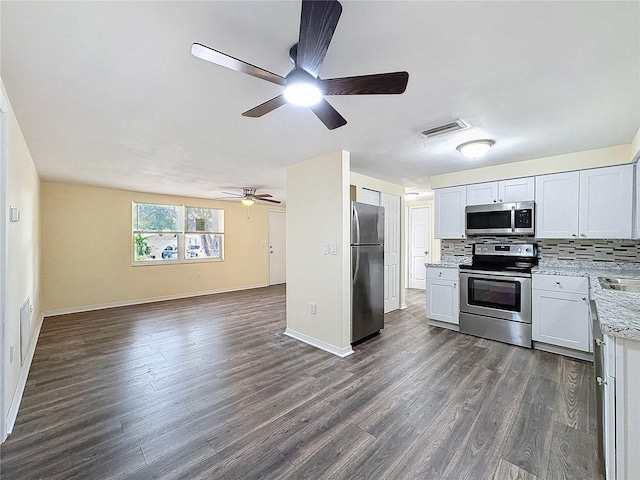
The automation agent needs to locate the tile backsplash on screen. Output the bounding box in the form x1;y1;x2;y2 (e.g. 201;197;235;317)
441;236;640;263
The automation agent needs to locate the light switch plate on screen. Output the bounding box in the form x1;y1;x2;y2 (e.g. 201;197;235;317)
330;243;337;255
10;207;20;223
322;243;329;255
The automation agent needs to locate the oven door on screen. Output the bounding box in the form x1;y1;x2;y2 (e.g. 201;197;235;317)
459;270;531;323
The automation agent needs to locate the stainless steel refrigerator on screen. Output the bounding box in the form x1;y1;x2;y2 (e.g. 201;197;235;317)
351;202;385;343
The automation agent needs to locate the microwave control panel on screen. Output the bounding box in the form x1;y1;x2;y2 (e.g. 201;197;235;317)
514;209;532;228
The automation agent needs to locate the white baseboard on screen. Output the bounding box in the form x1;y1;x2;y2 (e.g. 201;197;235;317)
42;283;270;317
399;303;407;310
284;328;354;357
6;313;44;438
533;341;593;361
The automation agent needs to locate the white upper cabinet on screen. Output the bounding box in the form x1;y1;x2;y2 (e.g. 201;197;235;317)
466;177;534;205
466;182;498;205
535;172;580;238
536;165;633;239
499;177;535;203
435;186;466;239
579;165;633;239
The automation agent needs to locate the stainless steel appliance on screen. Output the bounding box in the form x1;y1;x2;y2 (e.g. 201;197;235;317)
351;202;385;344
459;243;538;348
465;201;535;236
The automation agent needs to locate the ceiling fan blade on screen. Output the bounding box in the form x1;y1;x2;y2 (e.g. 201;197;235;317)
254;194;273;198
297;0;342;77
191;43;285;86
309;98;347;130
242;95;287;118
320;71;409;96
257;198;282;204
221;191;243;197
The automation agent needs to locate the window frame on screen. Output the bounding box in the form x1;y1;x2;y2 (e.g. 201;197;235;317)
131;202;224;266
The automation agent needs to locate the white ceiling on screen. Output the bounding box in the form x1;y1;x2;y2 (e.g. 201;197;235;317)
2;1;638;203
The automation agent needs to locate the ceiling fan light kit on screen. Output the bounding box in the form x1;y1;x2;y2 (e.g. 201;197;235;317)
191;0;409;130
457;139;495;159
283;69;322;106
241;197;255;206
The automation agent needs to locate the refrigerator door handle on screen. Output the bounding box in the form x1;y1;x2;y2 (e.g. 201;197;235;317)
353;206;361;245
352;247;360;284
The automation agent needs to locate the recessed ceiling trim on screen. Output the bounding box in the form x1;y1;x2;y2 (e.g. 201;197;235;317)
418;119;468;138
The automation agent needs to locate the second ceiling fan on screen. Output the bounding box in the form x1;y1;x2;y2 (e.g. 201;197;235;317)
191;0;409;130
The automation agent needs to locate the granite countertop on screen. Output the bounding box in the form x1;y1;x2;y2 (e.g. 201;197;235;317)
533;260;640;341
425;256;471;268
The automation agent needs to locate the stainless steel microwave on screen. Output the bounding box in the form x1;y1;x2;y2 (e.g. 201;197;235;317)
465;201;535;236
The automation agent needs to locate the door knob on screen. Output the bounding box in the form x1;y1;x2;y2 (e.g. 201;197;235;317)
424;250;429;255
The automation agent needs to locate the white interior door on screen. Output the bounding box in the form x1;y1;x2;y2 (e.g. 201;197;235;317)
0;87;7;442
409;206;430;289
381;193;400;313
268;211;286;285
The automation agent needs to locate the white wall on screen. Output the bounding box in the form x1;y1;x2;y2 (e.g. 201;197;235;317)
286;151;352;356
430;144;631;188
2;81;41;440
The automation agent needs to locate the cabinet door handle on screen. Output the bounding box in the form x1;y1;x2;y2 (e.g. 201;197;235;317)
582;297;587;301
453;283;457;289
597;376;607;386
493;199;497;203
556;281;561;285
572;234;577;237
580;233;587;237
499;199;503;202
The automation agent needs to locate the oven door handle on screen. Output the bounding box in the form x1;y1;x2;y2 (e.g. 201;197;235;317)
459;270;531;280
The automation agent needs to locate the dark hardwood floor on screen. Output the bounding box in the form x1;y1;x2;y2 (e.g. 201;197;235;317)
0;286;602;479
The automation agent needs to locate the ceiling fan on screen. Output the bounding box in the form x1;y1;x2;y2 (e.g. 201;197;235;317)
191;0;409;130
218;187;281;206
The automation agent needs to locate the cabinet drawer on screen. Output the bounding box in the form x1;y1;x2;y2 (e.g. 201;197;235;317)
532;274;588;294
426;267;458;281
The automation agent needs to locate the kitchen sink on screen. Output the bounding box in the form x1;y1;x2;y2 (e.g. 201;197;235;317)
598;276;640;293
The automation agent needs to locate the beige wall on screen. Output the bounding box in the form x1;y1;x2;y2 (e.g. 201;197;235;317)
40;182;283;314
286;151;351;353
4;99;40;425
430;144;631;189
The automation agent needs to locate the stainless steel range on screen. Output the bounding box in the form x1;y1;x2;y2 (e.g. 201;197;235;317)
459;243;538;348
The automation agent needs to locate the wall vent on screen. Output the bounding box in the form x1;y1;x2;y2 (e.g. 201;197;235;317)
418;119;468;138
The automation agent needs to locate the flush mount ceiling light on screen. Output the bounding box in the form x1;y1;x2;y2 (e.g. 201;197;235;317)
241;197;255;206
282;68;323;107
405;192;419;201
456;139;495;159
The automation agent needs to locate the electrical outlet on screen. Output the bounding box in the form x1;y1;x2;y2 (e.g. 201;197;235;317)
310;303;316;315
322;243;329;255
9;345;14;363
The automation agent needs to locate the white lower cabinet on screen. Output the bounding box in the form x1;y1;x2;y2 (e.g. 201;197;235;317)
601;334;640;479
532;274;591;353
426;267;459;327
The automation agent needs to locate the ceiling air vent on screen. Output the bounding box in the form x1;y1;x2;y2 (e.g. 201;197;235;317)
418;119;468;138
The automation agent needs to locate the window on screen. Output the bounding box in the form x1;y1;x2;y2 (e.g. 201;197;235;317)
132;202;224;264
